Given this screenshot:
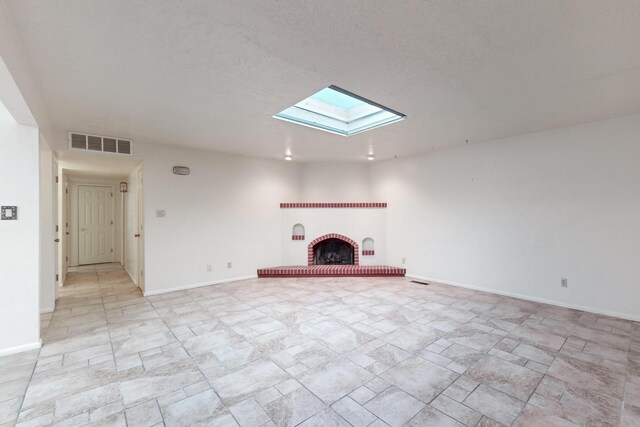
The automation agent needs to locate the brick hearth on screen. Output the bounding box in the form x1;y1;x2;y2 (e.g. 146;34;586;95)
257;265;405;277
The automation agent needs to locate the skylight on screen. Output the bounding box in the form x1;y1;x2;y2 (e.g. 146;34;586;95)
274;85;406;136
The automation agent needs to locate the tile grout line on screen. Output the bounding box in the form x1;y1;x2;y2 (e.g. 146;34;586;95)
101;272;129;426
146;294;240;426
12;348;42;425
8;265;636;426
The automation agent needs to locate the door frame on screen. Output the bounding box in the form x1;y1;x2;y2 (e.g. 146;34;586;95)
72;183;117;266
52;158;59;301
136;168;145;291
63;176;70;281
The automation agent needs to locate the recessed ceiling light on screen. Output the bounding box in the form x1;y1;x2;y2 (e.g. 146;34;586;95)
274;85;406;136
284;154;293;161
367;154;375;161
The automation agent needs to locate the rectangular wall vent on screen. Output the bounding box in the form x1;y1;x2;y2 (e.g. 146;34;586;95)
102;138;117;153
68;132;133;156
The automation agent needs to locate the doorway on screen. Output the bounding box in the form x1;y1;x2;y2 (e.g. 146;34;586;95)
78;185;115;265
55;151;143;294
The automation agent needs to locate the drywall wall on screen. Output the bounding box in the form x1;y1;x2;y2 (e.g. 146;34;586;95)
301;162;371;202
371;114;640;320
0;5;52;137
0;100;41;355
279;162;383;267
135;142;301;294
281;208;386;266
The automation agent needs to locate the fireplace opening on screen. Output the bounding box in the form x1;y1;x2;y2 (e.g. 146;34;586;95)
313;238;355;265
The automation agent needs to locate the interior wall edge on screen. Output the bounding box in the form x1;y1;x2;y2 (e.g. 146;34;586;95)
406;273;640;323
143;274;258;297
0;339;42;358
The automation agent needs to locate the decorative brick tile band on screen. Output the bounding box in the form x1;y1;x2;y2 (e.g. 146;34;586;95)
257;265;406;278
292;235;305;240
362;250;375;256
280;202;387;208
308;233;359;266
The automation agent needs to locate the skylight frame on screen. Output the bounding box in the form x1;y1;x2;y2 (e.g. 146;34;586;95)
273;85;406;136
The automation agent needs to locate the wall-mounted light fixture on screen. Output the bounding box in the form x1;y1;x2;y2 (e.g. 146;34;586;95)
120;182;128;193
284;154;293;161
367;154;375;161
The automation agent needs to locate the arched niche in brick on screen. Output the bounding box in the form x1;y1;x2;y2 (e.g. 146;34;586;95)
362;237;375;256
292;223;305;240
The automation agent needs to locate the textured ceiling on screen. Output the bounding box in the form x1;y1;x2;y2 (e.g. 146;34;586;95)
5;0;640;161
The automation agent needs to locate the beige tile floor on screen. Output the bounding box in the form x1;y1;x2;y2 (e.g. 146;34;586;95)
1;263;639;426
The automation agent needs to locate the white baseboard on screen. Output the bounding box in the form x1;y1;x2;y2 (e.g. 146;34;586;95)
40;307;54;314
124;266;137;286
406;273;640;323
0;339;42;357
143;275;258;297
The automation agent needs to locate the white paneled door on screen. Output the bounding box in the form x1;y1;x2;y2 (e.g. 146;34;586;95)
78;185;114;265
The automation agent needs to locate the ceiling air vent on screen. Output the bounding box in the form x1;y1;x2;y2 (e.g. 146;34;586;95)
68;132;133;156
102;138;117;153
117;139;131;155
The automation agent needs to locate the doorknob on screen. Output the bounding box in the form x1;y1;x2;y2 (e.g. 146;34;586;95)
134;234;140;237
54;239;60;243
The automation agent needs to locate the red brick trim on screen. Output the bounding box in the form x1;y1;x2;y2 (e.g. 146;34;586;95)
308;233;359;266
362;250;375;256
280;202;387;208
292;235;305;240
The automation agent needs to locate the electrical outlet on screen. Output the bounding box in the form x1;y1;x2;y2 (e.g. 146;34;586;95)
206;264;212;272
561;278;568;288
227;262;232;269
155;209;166;218
402;258;406;264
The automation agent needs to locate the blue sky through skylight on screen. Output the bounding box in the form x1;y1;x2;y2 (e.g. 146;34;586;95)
311;87;366;109
274;85;405;136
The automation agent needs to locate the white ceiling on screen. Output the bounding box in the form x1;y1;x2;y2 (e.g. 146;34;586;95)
59;150;140;180
5;1;640;161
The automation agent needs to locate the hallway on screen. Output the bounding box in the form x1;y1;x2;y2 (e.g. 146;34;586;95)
2;264;144;426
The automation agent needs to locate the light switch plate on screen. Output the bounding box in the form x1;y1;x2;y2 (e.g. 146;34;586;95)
1;206;17;220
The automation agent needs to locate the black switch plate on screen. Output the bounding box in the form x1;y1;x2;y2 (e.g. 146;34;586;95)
1;206;17;220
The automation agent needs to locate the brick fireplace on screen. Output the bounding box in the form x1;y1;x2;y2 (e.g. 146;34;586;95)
256;202;405;277
308;233;359;266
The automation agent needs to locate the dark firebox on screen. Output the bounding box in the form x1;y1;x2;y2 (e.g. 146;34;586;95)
313;238;354;265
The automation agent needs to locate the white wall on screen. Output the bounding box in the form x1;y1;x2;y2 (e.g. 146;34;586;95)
372;114;640;320
284;162;384;266
0;100;41;355
301;162;371;202
281;208;386;266
0;5;53;138
135;142;301;295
